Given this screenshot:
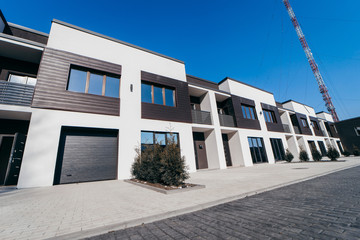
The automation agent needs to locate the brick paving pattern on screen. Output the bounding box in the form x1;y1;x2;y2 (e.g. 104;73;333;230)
86;166;360;239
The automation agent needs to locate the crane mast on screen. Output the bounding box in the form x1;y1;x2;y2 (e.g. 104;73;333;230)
282;0;339;122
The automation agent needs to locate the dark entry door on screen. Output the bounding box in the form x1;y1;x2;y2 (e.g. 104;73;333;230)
270;138;285;161
248;137;268;164
54;127;118;185
308;141;317;151
0;133;26;186
336;141;344;154
193;132;208;169
222;134;232;166
318;141;327;156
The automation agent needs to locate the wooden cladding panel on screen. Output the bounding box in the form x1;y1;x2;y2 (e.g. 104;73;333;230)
141;71;192;123
261;103;284;133
295;112;313;136
231;95;261;130
32;48;121;116
186;75;219;90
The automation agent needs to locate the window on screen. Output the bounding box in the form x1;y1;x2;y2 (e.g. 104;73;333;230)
301;118;309;128
355;127;360;136
67;66;120;98
141;131;179;150
263;110;277;123
241;105;257;120
141;82;176;107
310;120;319;130
8;74;37;86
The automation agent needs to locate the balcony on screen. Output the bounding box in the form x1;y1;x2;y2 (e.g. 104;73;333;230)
191;109;212;125
0;80;35;106
283;124;291;133
218;113;236;127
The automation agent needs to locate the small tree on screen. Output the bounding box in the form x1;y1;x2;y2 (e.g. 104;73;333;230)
132;132;189;186
353;145;360;156
299;147;309;162
311;149;322;161
327;146;340;161
284;149;294;162
343;151;350;157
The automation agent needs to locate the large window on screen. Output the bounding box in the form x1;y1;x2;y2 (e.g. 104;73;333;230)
8;74;37;86
241;105;257;120
248;137;268;163
355;127;360;136
263;110;277;123
141;82;176;107
141;131;179;150
310;120;319;130
301;118;309;128
67;66;120;98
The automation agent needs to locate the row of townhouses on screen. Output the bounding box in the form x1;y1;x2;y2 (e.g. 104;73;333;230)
0;11;343;188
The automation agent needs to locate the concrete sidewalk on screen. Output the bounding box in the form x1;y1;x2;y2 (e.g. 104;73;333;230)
1;157;360;240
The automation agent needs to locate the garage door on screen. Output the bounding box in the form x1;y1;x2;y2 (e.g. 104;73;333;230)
54;127;118;184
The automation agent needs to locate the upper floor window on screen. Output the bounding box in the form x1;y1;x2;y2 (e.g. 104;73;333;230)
310;120;319;130
331;125;338;133
241;105;257;120
355;127;360;136
301;118;309;128
8;74;37;86
67;66;120;98
263;110;276;123
141;82;176;107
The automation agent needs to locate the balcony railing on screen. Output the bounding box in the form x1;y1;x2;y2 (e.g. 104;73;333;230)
191;110;212;125
282;124;291;133
293;125;301;134
218;113;236;127
0;80;35;106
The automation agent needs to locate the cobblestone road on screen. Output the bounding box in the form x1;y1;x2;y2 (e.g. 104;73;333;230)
86;166;360;239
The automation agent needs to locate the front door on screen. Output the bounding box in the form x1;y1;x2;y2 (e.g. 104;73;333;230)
193;132;208;169
270;138;285;161
336;141;344;154
222;134;232;166
0;133;26;186
248;137;268;163
308;141;317;151
318;141;327;156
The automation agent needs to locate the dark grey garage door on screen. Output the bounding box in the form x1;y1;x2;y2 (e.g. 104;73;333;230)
54;127;118;184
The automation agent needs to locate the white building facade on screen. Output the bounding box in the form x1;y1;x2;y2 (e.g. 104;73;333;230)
0;12;343;188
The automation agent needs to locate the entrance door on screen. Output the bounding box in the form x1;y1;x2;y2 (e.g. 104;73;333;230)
193;132;208;169
0;133;26;186
336;141;344;154
308;141;317;151
222;134;232;167
248;137;268;163
270;138;285;161
318;141;327;156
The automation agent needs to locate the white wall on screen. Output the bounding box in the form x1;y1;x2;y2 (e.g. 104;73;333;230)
282;101;316;117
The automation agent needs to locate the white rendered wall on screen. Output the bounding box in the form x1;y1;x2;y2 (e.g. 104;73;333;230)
282;101;316;117
316;112;334;122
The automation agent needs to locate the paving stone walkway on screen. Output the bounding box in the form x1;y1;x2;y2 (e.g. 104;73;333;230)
86;166;360;240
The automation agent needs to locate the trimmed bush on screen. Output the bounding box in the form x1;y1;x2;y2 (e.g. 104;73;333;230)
353;145;360;156
132;133;189;186
299;150;309;162
311;149;322;161
343;151;350;157
284;149;294;162
327;146;340;161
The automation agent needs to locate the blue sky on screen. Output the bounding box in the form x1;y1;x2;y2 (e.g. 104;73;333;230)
2;0;359;120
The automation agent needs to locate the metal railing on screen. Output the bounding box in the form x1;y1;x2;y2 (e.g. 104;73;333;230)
218;113;236;127
0;80;35;106
293;125;301;134
191;110;212;125
282;124;291;133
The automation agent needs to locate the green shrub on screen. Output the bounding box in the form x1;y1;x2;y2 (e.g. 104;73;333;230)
311;149;322;161
299;149;309;162
327;147;340;161
284;149;294;162
131;133;189;186
353;145;360;156
343;151;350;157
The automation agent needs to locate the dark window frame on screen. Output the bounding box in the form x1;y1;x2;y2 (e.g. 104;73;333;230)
241;104;257;120
141;130;179;150
67;65;121;98
263;110;277;123
310;120;319;130
355;127;360;136
141;81;176;107
301;118;309;128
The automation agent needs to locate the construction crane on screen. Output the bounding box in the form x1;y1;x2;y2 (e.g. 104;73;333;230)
282;0;339;122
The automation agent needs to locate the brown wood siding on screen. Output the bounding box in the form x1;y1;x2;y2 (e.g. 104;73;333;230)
309;116;324;136
294;112;313;135
186;75;219;91
231;95;261;130
261;103;284;133
8;26;48;44
141;71;192;123
32;48;121;116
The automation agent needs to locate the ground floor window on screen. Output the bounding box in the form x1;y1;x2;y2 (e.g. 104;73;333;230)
270;138;285;161
318;141;327;156
308;141;317;151
248;137;268;163
141;131;179;150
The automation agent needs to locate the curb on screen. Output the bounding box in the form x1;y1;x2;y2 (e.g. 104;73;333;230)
48;163;360;240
